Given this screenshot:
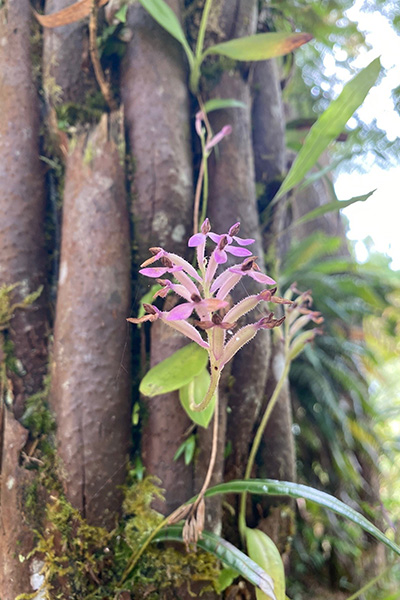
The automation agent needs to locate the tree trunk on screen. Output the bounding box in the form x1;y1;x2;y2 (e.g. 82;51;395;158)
0;2;48;596
122;1;195;514
50;115;131;528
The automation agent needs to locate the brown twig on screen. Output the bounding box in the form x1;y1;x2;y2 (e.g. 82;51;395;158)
89;0;117;112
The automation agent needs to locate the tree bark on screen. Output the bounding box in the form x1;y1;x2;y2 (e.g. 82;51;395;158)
122;0;193;263
251;56;296;553
203;3;272;530
43;0;88;104
122;1;195;514
0;3;48;595
50;114;131;528
0;0;48;420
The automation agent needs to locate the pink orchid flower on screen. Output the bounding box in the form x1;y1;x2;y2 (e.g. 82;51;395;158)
128;220;287;411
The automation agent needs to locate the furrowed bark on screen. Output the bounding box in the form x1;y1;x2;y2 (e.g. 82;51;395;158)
0;4;48;594
0;0;48;420
256;350;296;555
122;1;193;261
141;320;193;514
122;2;194;512
251;54;296;552
43;0;87;104
251;59;286;208
201;0;272;529
50;115;131;528
0;410;34;600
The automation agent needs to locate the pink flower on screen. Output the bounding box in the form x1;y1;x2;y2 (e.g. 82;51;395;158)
128;220;287;412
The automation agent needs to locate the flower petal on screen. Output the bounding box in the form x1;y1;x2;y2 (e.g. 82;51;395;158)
166;252;202;283
165;303;195;320
188;233;205;247
208;232;222;245
201;298;229;312
232;235;255;246
225;246;253;257
248;271;276;285
214;248;228;264
160;316;210;349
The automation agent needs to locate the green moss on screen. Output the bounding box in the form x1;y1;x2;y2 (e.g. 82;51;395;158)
21;476;221;599
21;376;55;438
55;92;106;133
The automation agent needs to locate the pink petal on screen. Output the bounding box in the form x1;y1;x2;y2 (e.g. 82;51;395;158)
208;232;222;244
248;271;276;285
205;124;232;152
166;252;202;283
165;303;195;320
214;248;228;264
160;316;210;349
225;246;253;257
232;235;255;246
173;271;201;297
210;269;232;293
188;233;206;247
201;298;228;312
139;267;169;277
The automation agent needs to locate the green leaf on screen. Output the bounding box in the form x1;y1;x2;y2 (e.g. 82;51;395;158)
204;479;400;557
216;567;240;593
137;0;194;67
174;435;196;465
292;190;376;227
203;98;247;113
179;367;216;428
139;343;208;397
154;526;277;600
114;4;128;23
204;32;312;61
184;435;196;465
245;528;285;600
275;57;381;200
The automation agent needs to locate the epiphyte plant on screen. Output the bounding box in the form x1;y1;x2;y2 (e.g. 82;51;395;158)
128;219;288;413
127;218;290;550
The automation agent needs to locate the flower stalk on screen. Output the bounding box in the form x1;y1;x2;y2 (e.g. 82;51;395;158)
128;219;287;548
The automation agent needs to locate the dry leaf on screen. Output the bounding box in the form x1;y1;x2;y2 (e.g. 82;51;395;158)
34;0;109;28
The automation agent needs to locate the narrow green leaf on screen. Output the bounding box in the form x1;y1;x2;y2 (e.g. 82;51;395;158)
139;343;208;397
292;190;376;227
184;434;196;465
204;32;312;61
245;528;285;600
154;526;277;600
179;367;216;428
203;98;247;113
275;57;381;200
137;0;194;66
204;479;400;557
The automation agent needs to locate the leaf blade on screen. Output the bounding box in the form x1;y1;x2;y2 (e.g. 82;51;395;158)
203;98;247;113
154;526;276;599
179;368;216;428
137;0;194;66
139;343;208;397
293;190;376;227
245;528;285;600
275;57;381;200
204;32;312;61
204;479;400;557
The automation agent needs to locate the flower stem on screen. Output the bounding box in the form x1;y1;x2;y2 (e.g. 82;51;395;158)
120;389;219;584
195;0;214;59
239;356;290;541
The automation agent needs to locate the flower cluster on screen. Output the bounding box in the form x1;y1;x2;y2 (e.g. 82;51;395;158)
128;220;290;411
